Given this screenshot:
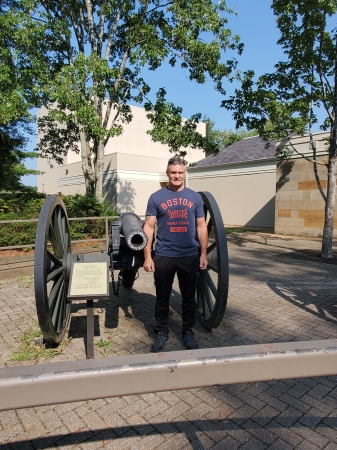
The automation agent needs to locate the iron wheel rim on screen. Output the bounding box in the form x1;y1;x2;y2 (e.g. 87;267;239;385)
34;196;71;344
196;191;229;329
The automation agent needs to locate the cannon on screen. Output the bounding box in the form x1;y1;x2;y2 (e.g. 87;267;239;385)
34;192;229;347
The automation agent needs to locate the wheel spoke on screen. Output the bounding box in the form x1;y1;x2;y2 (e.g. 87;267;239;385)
201;290;210;319
58;208;67;252
47;250;62;266
202;269;217;298
49;220;63;258
200;271;214;314
207;263;218;273
47;266;64;282
207;241;216;254
196;276;203;310
57;207;66;253
48;273;63;309
207;218;213;236
64;232;69;252
51;279;64;328
56;284;66;333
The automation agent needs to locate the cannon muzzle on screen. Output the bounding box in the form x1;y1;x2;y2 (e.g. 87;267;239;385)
119;212;148;251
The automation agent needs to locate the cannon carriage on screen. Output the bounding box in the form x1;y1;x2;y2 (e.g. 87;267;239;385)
34;192;229;348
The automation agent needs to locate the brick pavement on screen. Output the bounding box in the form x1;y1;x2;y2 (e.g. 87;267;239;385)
0;233;336;449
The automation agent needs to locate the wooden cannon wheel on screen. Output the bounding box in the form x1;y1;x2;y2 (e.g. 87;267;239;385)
196;191;229;329
34;196;72;344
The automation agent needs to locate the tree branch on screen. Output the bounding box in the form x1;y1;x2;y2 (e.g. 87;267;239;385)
282;134;327;167
104;8;122;61
85;0;97;53
68;4;85;53
146;1;174;15
97;0;106;56
317;23;334;122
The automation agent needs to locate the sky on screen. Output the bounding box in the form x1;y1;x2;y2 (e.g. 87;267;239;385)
21;1;286;187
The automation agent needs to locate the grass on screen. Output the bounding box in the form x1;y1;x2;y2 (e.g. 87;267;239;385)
16;275;34;288
95;338;111;357
10;324;71;363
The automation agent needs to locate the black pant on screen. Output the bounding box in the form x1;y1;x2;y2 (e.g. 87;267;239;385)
153;254;199;336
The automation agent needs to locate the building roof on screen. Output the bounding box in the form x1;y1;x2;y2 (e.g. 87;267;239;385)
194;136;276;167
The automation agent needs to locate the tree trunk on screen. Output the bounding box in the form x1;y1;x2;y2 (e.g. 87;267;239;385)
321;154;336;259
79;129;96;196
95;139;105;203
321;35;337;259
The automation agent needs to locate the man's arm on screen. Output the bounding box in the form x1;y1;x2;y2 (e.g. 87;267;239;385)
196;217;208;270
143;215;156;272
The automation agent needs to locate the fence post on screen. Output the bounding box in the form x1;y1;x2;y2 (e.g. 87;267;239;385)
105;217;109;253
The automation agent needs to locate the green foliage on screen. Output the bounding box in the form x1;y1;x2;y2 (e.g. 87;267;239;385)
10;324;63;362
0;122;40;191
222;0;337;258
62;194;115;218
145;88;206;156
0;191;45;247
0;1;45;189
16;275;34;288
95;338;111;357
222;0;337;150
62;194;117;241
0;193;117;247
203;116;258;155
4;0;242;200
0;191;46;218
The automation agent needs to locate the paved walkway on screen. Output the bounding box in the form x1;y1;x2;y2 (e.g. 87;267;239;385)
0;232;337;449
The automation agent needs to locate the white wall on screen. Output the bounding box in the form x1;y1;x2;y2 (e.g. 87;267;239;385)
37;105;206;216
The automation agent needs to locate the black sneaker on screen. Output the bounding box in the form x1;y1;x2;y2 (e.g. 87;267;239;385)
182;331;199;350
151;332;169;352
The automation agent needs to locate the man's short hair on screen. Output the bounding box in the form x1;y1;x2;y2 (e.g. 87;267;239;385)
167;156;187;170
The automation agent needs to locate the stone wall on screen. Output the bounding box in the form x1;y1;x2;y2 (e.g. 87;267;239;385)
275;133;337;237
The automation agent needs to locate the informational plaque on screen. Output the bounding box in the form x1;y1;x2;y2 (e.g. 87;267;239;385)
68;261;109;300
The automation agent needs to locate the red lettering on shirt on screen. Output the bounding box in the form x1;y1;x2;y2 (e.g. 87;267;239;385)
167;209;188;219
170;227;187;232
160;198;194;210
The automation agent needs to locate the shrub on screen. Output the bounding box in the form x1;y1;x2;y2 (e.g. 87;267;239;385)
62;194;117;241
0;193;117;247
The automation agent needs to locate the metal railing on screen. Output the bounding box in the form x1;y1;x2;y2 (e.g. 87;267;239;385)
1;339;337;411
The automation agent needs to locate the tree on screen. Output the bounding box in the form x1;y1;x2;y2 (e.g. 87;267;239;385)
0;122;38;191
0;0;42;190
11;0;244;201
203;116;257;155
223;0;337;259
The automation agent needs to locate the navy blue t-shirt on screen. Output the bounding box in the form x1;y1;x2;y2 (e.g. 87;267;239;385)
145;187;204;257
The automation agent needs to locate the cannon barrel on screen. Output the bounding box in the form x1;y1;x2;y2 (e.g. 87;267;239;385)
119;212;148;251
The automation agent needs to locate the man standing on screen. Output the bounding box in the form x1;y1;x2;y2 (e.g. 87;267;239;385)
143;156;208;352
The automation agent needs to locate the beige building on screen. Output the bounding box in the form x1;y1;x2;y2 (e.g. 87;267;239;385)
37;105;206;216
38;112;336;238
275;132;337;238
187;136;277;228
188;131;337;238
